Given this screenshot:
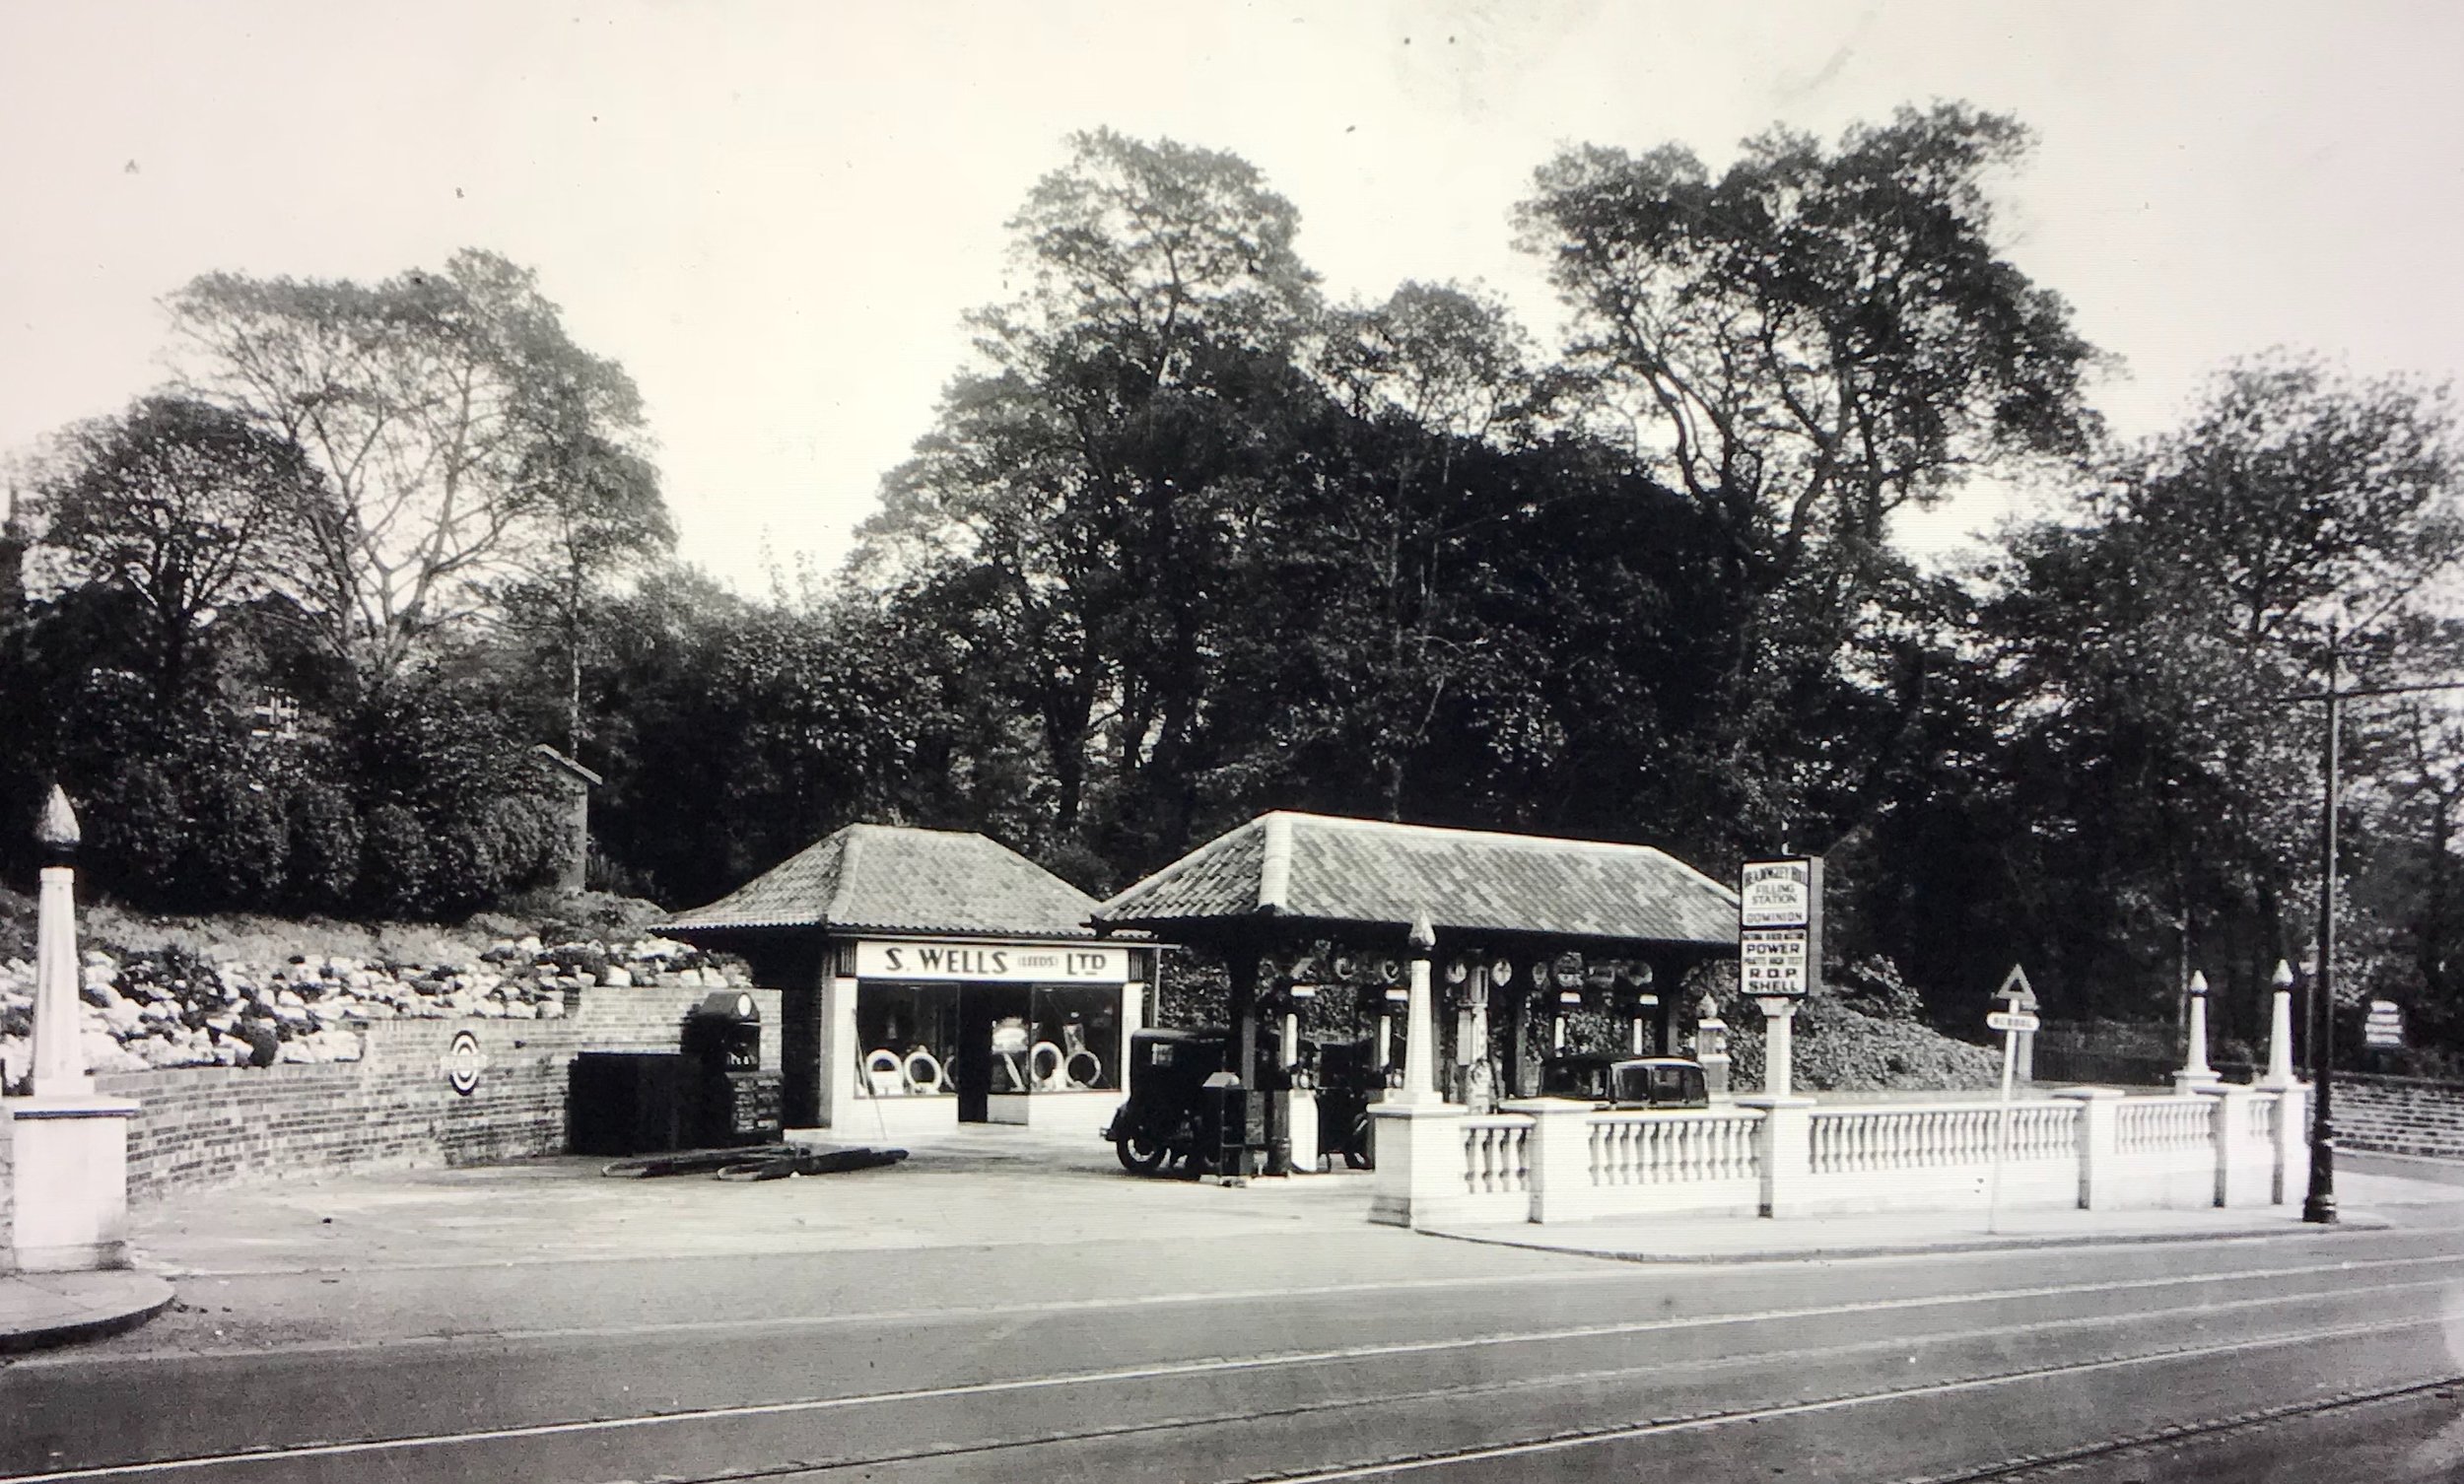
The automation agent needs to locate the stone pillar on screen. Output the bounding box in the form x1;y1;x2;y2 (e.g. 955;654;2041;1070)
1757;996;1799;1100
1695;992;1732;1104
1737;1095;1813;1217
2273;1081;2311;1206
2055;1085;2124;1210
31;791;88;1099
816;969;860;1137
1119;978;1147;1102
1509;1099;1599;1223
2202;1083;2264;1207
2173;970;2221;1095
1365;1102;1472;1228
11;785;140;1272
2261;961;2297;1090
1393;913;1443;1108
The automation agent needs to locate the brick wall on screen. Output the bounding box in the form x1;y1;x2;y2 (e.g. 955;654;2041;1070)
2332;1072;2464;1159
2;982;785;1247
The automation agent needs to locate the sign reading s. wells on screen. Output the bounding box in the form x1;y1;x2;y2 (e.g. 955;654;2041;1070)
855;940;1130;983
1739;856;1822;999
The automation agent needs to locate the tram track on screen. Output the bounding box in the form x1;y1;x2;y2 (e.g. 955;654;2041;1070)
1906;1374;2464;1481
9;1249;2462;1483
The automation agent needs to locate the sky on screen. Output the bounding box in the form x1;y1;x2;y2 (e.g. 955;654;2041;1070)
5;1;2462;593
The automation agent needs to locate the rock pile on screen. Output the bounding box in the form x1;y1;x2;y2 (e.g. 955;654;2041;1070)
0;936;747;1086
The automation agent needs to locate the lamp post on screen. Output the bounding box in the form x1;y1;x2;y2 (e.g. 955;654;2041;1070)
2304;655;2342;1225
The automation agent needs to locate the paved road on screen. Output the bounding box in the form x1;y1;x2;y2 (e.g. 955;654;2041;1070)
6;1147;2463;1482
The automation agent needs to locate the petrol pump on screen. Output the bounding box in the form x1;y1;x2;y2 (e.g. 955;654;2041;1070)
1619;963;1660;1053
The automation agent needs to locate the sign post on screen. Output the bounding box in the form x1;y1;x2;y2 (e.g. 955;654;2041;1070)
1985;966;2040;1234
1739;857;1820;1099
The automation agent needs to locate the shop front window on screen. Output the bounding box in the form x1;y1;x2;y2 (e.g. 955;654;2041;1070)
855;982;959;1096
1029;984;1119;1092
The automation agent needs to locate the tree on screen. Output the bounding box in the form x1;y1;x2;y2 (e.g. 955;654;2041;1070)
2105;351;2462;651
1912;354;2464;1024
29;395;326;709
1515;103;2101;845
580;570;971;905
1291;283;1545;821
166;250;666;685
857;129;1326;865
495;427;671;754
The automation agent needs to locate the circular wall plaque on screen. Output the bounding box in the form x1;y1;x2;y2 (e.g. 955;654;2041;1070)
445;1030;484;1097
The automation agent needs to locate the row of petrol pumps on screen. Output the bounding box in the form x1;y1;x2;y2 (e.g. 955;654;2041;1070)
1105;947;1706;1180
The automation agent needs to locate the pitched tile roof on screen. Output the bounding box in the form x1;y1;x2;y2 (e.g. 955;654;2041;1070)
661;824;1103;940
1095;811;1738;949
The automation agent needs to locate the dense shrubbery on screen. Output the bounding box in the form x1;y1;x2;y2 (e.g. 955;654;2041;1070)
1712;958;2002;1093
22;674;571;919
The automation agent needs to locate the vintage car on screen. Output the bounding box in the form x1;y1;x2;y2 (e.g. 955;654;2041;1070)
1537;1052;1711;1110
1105;1028;1389;1176
1103;1027;1235;1176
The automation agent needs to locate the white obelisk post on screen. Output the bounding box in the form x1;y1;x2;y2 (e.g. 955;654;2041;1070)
2261;960;2298;1090
2174;970;2221;1094
9;786;140;1271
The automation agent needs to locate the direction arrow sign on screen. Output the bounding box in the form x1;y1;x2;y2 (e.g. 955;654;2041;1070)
1985;1010;2040;1033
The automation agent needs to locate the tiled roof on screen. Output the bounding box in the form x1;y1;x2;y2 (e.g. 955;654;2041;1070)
661;825;1103;940
1095;812;1738;949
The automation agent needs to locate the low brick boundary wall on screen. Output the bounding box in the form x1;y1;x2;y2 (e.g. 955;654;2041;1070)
2;983;784;1245
2333;1072;2464;1160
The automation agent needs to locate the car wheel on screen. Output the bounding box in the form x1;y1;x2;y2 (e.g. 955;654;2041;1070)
1117;1128;1172;1176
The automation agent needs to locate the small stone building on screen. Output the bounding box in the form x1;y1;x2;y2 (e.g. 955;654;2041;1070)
660;825;1152;1140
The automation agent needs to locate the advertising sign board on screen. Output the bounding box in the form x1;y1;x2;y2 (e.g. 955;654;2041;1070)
1740;928;1811;997
1740;858;1818;928
1738;857;1822;999
855;940;1129;983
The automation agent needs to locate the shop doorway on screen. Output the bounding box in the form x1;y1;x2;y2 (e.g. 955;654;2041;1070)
955;984;1031;1122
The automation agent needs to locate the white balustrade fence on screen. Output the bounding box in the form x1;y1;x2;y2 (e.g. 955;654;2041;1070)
1369;1084;2308;1230
1809;1103;2079;1176
2117;1098;2213;1153
1460;1117;1531;1196
1590;1112;1761;1187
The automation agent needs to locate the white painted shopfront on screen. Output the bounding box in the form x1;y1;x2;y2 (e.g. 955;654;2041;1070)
660;824;1152;1142
823;936;1147;1139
